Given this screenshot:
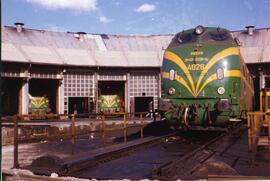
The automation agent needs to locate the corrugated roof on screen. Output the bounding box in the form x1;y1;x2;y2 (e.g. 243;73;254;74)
126;51;160;67
57;48;96;66
1;26;270;66
2;43;27;63
233;28;270;63
21;45;64;64
94;51;127;67
1;26;172;67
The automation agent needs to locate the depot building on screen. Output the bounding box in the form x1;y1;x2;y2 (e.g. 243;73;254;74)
1;23;270;116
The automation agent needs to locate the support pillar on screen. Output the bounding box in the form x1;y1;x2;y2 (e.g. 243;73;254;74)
260;71;265;89
58;79;64;114
94;72;99;113
126;72;130;113
158;69;161;98
20;79;29;115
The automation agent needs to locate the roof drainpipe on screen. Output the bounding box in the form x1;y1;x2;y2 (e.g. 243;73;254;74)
77;32;86;41
245;25;255;35
14;22;24;33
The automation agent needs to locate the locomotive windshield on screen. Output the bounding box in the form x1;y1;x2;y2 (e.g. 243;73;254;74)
168;28;233;48
201;30;232;42
168;32;197;48
177;32;197;44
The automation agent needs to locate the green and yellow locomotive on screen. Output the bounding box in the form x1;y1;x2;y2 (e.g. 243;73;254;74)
159;26;254;129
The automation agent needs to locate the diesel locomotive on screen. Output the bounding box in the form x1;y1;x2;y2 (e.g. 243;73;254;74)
159;26;254;129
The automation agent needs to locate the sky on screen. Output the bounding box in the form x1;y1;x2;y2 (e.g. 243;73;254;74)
3;0;270;35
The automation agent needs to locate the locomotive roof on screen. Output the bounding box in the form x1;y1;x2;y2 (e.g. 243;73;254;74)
176;27;230;34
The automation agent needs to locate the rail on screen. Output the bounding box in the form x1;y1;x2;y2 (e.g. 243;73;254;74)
151;124;246;180
5;112;154;168
247;111;270;161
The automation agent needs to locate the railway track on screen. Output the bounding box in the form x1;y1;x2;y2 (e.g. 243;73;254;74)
151;124;247;180
3;130;221;180
19;132;177;174
66;131;222;179
3;132;177;180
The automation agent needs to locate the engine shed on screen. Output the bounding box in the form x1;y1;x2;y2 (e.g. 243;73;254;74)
1;24;270;116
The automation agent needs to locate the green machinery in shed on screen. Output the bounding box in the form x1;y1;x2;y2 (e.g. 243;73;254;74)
29;94;51;114
99;95;121;113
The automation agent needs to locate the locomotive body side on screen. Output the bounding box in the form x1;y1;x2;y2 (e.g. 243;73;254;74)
159;26;254;128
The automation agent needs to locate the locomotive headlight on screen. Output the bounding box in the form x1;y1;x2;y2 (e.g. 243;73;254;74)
168;87;176;95
216;67;224;80
195;25;205;35
217;87;225;95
